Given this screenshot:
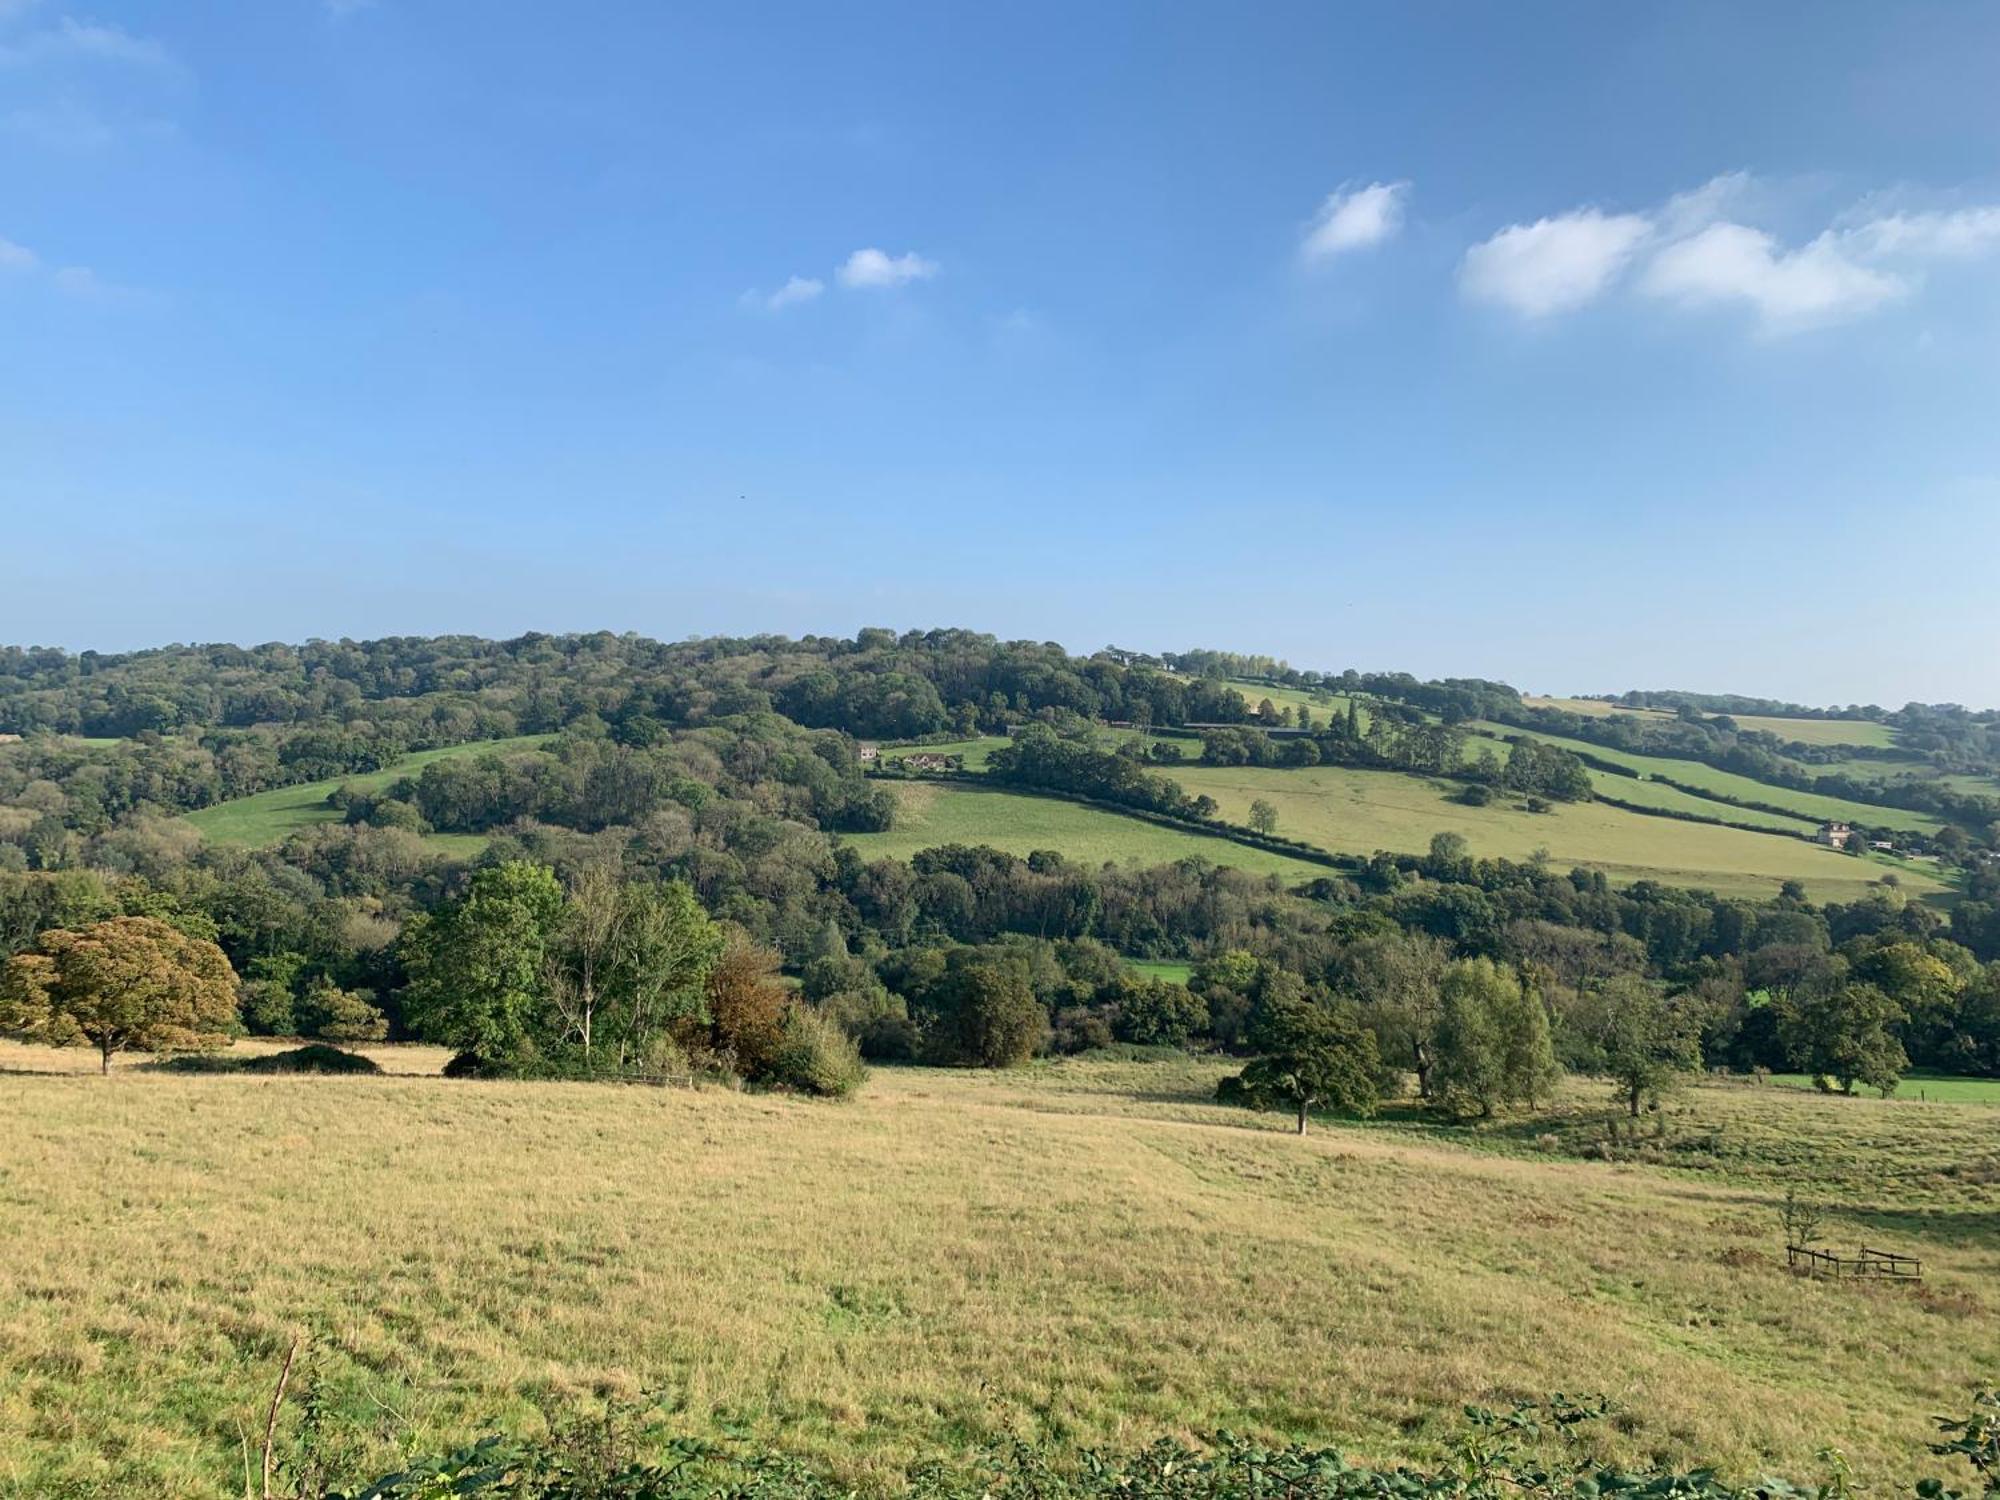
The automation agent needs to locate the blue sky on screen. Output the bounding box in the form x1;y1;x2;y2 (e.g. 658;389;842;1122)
3;2;1999;706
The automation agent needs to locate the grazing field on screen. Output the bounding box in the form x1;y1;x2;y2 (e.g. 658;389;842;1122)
1520;695;1672;719
1471;726;1944;835
1579;767;1821;834
1724;715;1897;748
844;782;1328;881
1165;763;1946;903
1761;1070;2000;1104
0;1054;1992;1496
1126;958;1193;985
179;735;555;848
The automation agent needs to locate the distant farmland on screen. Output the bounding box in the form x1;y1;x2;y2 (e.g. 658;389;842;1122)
1164;762;1946;904
181;735;555;848
1471;724;1943;834
843;782;1329;881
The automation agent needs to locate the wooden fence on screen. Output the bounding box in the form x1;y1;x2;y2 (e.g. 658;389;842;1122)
1786;1244;1922;1281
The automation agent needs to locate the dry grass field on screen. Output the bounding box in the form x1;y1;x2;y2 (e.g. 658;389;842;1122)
1;1044;1995;1496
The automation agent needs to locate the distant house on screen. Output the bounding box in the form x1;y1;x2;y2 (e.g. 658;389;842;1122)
1870;840;1894;852
856;744;879;763
1816;821;1853;848
898;752;959;772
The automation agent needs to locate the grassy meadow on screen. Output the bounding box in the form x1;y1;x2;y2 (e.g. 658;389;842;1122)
1471;725;1944;835
1164;763;1943;903
1761;1070;2000;1105
1724;715;1898;749
179;735;555;848
843;781;1330;881
0;1048;1993;1495
1520;695;1673;719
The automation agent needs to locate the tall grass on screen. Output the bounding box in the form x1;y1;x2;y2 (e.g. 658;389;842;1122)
0;1050;1991;1495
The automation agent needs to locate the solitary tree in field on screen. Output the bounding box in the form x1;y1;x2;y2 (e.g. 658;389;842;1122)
1228;999;1380;1133
1248;798;1279;835
0;916;238;1072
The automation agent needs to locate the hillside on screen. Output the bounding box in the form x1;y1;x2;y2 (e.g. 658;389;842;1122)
1164;762;1947;903
179;735;555;848
0;1051;1991;1494
843;780;1330;881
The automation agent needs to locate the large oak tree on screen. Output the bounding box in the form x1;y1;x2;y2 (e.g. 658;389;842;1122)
0;916;239;1073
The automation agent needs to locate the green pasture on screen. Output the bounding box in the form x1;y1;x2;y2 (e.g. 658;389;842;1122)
1126;958;1194;985
1164;762;1947;904
1578;767;1820;833
1759;1070;2000;1104
180;735;555;848
1470;724;1943;834
1723;714;1897;748
842;782;1329;881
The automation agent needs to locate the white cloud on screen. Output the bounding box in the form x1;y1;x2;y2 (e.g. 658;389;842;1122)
1459;175;2000;333
0;235;35;270
1640;222;1905;329
1458;209;1650;316
759;275;824;311
1846;206;2000;260
837;247;938;289
0;16;172;68
1300;180;1407;260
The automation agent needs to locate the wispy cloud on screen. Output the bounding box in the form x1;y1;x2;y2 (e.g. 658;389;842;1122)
1460;175;2000;333
1459;210;1650;317
742;274;825;313
0;15;173;69
1300;181;1407;261
837;247;938;289
0;233;129;301
1639;223;1904;329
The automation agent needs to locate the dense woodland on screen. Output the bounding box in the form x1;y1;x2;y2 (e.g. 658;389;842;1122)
5;631;2000;1103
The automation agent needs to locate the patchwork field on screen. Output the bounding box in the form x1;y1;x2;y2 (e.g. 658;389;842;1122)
1165;763;1945;903
0;1051;1992;1496
1471;726;1943;835
179;735;555;848
844;781;1329;881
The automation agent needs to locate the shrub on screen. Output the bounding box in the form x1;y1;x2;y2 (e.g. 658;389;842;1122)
764;1006;867;1097
243;1044;383;1075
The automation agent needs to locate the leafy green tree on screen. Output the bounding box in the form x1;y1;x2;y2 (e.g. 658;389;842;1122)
1440;964;1512;1120
299;979;390;1041
1778;979;1908;1095
1492;965;1560;1109
1110;976;1207;1047
941;963;1045;1067
399;862;566;1064
1593;976;1700;1116
1247;799;1279;835
0;916;239;1073
1337;931;1447;1098
1226;1000;1381;1133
